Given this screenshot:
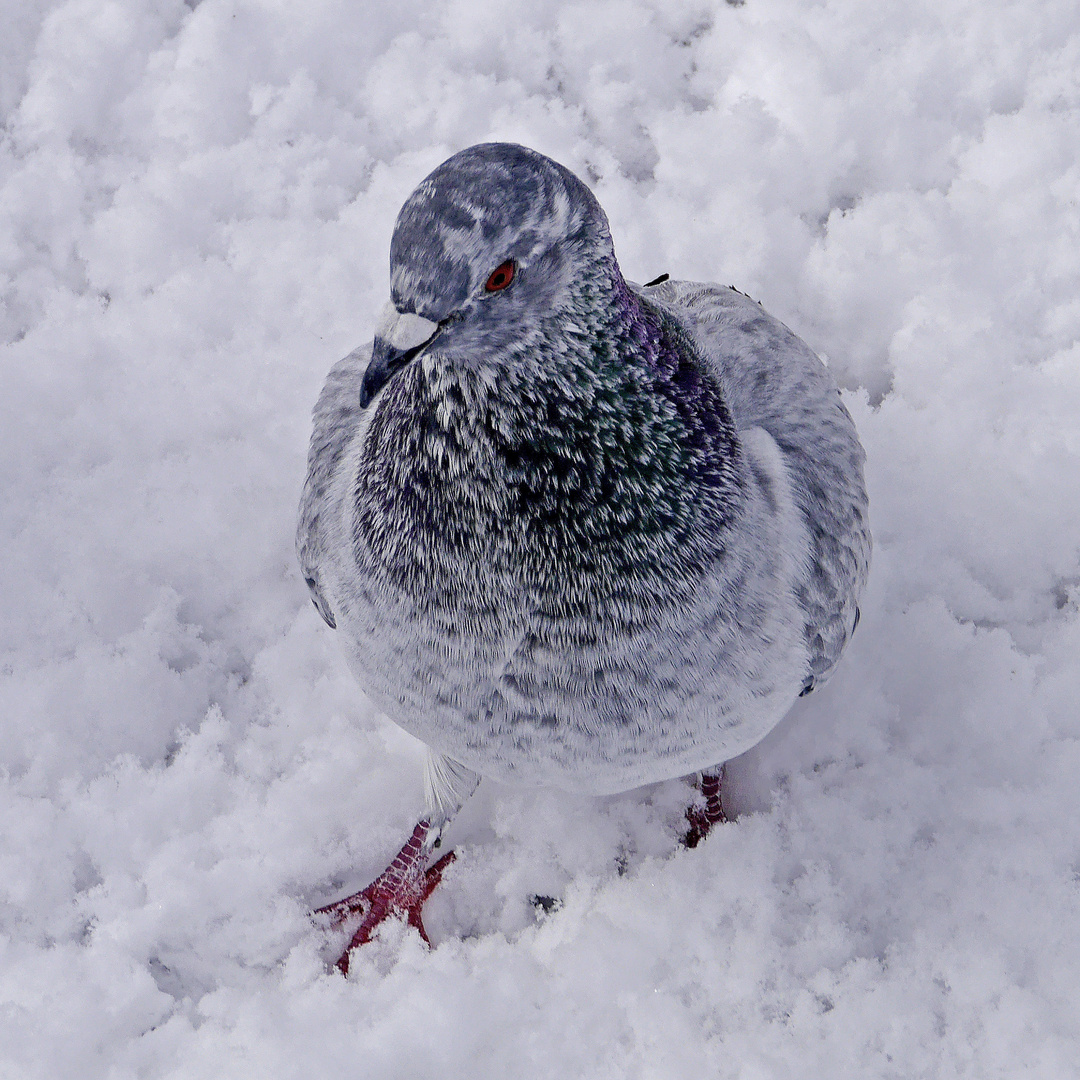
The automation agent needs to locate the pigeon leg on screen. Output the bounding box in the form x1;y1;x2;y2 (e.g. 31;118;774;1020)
683;767;728;848
315;818;455;975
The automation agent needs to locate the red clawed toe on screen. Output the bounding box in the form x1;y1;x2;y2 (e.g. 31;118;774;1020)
315;819;455;975
683;768;727;848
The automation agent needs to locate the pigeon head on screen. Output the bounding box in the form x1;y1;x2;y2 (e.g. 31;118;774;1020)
390;143;613;319
361;144;620;405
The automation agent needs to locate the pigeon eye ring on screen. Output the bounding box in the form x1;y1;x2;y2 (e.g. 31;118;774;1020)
484;260;515;292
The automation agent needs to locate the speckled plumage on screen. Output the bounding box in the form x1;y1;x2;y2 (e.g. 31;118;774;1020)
298;143;870;811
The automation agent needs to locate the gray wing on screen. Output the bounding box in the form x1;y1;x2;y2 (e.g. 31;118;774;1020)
296;342;373;630
644;280;871;689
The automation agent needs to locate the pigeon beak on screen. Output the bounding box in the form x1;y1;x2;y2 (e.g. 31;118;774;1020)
359;302;440;407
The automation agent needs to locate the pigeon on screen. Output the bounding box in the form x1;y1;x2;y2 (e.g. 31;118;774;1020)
298;143;870;972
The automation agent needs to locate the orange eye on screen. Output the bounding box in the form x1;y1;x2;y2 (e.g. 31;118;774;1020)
484;260;515;292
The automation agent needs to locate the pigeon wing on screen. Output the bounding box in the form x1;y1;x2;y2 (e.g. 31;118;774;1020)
645;280;871;688
296;342;374;630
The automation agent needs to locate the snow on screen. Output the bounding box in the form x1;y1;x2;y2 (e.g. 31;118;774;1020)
3;0;1080;1075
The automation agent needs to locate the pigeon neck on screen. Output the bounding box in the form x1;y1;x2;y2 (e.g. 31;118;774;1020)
586;263;742;499
353;254;746;612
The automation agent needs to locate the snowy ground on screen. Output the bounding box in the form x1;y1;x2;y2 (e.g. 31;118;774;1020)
3;0;1080;1076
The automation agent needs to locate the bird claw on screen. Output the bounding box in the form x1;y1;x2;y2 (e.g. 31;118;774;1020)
314;820;456;975
682;768;727;848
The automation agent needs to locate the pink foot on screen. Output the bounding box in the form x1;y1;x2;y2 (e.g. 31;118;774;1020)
315;819;455;975
683;768;727;848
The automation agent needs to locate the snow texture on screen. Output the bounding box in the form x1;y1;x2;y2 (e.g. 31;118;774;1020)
2;0;1079;1077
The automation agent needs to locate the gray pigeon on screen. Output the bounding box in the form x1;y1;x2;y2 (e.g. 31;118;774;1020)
298;143;870;971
